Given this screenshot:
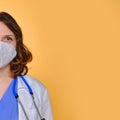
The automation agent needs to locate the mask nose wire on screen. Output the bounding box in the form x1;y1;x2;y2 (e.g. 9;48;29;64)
13;75;45;120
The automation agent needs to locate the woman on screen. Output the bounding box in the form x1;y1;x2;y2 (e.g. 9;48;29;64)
0;12;53;120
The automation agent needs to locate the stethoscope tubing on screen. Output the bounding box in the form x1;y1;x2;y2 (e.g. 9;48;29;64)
13;75;45;120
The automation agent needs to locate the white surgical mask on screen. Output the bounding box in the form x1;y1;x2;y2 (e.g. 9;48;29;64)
0;42;17;68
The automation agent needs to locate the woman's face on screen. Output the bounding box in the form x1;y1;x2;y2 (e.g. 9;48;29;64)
0;21;16;47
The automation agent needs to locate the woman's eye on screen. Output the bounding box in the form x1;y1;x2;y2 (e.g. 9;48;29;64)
6;37;13;41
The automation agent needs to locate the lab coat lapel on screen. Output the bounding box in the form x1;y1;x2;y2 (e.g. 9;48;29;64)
17;77;39;120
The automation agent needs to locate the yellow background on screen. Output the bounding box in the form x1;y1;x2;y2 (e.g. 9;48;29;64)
0;0;120;120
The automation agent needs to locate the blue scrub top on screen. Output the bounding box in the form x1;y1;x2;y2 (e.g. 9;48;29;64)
0;79;18;120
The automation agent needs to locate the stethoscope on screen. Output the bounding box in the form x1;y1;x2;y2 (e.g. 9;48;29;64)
13;75;45;120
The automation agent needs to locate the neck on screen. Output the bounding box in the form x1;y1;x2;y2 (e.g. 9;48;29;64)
0;65;14;79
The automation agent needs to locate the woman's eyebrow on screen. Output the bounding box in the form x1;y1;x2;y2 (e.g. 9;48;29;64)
1;35;15;39
2;35;15;37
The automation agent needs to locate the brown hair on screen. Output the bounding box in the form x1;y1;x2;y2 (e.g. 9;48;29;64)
0;12;32;77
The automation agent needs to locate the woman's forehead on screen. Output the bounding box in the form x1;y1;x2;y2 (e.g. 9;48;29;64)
0;22;14;35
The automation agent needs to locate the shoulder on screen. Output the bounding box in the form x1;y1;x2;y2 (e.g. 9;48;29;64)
24;75;45;88
18;75;48;97
24;75;46;90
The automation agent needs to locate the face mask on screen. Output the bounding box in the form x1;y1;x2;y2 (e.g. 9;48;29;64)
0;42;17;68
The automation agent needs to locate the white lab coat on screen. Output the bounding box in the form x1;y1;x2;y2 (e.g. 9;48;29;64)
16;75;53;120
